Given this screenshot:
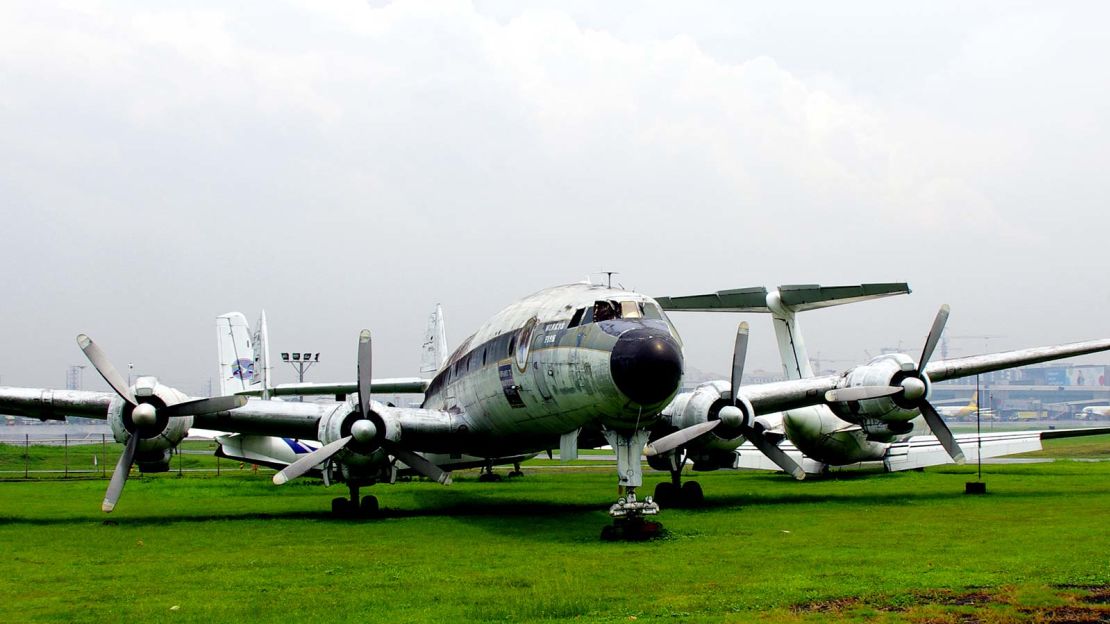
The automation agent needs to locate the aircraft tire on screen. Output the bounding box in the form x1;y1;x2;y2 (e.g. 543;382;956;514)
359;495;379;517
331;497;351;516
681;481;704;506
653;481;678;508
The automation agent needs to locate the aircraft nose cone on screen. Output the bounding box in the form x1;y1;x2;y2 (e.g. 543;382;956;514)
610;328;683;405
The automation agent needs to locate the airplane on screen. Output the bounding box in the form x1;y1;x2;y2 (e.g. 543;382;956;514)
1;281;1109;540
933;391;993;420
1080;405;1110;419
646;285;1110;491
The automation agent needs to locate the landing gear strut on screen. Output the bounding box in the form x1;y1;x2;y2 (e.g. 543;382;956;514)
507;462;524;478
652;451;704;508
331;484;378;518
600;429;663;541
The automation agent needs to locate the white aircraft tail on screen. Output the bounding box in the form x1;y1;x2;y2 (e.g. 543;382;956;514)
420;304;449;374
657;283;910;380
216;311;271;397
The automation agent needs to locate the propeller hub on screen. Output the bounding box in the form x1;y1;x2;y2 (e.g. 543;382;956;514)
718;405;746;429
901;377;927;401
350;419;377;444
132;403;157;428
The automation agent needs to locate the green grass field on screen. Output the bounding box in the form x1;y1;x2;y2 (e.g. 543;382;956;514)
1;440;1108;623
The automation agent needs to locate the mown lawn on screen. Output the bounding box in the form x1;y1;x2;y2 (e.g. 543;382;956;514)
1;454;1107;622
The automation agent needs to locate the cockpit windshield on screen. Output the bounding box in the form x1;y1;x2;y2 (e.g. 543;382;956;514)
567;300;668;328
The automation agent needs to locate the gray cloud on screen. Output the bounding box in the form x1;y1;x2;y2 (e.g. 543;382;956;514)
1;1;1107;394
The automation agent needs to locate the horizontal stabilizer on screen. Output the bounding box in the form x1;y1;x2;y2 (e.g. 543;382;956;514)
656;283;910;313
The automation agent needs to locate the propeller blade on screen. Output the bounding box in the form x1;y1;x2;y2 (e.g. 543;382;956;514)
729;322;749;401
357;330;373;420
919;401;966;464
824;386;902;403
385;442;452;485
918;304;950;369
745;428;806;480
273;435;352;485
644;420;722;456
77;334;137;406
102;433;139;512
162;395;247;417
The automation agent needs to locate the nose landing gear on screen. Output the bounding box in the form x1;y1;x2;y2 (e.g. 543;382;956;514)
601;429;665;541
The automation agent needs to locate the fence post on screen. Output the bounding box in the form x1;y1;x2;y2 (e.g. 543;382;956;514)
64;434;68;478
24;434;29;478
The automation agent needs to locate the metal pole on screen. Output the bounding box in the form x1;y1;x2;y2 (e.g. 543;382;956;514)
976;374;982;482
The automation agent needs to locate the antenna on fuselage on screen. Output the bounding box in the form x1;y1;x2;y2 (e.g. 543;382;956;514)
599;271;619;288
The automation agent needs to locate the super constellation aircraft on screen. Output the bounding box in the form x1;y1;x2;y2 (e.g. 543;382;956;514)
645;285;1110;494
1;282;1109;539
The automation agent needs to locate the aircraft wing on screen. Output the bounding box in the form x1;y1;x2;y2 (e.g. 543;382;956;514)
925;339;1110;382
0;388;115;421
234;377;430;398
883;427;1110;471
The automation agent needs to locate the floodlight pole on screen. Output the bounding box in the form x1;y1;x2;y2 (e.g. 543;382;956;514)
280;352;320;402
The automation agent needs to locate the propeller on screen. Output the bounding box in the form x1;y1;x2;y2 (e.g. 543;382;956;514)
77;334;248;512
646;323;807;480
273;330;452;486
825;305;965;464
908;305;964;463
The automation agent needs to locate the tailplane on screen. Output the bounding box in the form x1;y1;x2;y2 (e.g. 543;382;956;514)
657;283;910;380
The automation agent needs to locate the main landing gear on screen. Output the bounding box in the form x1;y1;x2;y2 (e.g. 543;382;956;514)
331;483;379;518
600;429;664;541
652;451;704;508
478;461;503;482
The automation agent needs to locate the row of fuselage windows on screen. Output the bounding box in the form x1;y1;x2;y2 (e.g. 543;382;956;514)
426;300;664;396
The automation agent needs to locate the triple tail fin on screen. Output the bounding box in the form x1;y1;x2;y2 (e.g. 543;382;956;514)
420;304;449;374
216;311;270;397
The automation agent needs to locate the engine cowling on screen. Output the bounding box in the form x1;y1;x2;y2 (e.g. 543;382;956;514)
106;376;193;472
659;381;749;452
314;398;397;483
827;354;931;424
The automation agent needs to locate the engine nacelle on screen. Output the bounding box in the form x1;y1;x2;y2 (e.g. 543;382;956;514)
315;399;396;482
106;376;193;473
660;380;748;452
827;354;931;423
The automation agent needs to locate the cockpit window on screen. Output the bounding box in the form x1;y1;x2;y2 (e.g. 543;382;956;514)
619;301;642;319
593;300;618;322
567;307;585;328
641;302;663;320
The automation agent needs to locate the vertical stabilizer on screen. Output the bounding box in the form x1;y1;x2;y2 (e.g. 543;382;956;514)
252;311;271;399
766;291;815;380
216;312;255;396
420;304;449;373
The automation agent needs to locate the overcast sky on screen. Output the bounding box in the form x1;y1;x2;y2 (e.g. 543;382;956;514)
1;1;1108;394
